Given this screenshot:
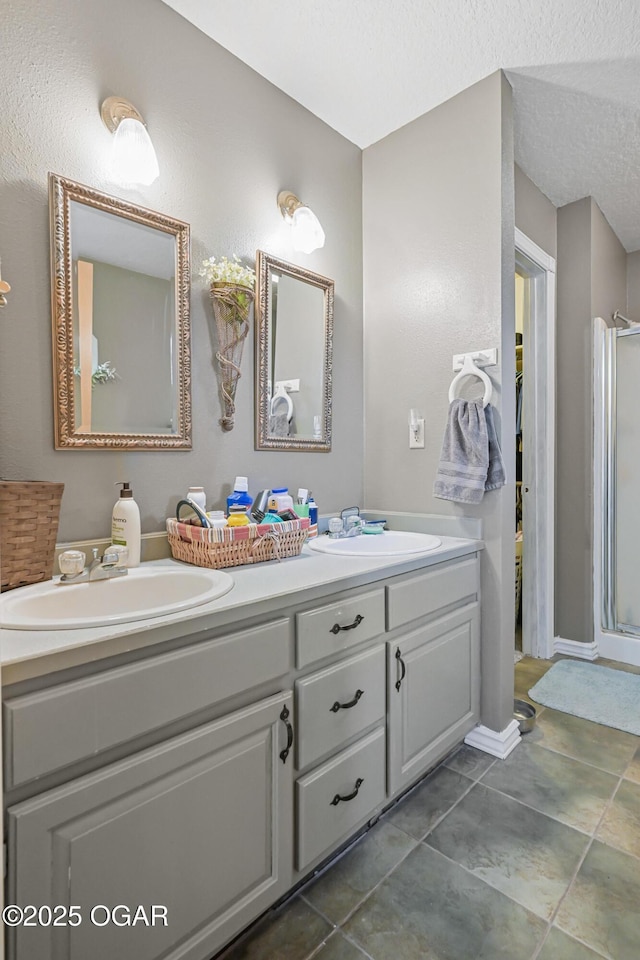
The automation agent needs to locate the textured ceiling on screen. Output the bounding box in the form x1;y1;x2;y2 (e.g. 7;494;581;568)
161;0;640;250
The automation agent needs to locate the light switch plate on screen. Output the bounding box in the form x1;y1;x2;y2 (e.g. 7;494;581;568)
409;420;425;448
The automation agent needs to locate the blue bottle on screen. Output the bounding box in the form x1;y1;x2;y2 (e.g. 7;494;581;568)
226;476;252;515
308;494;318;526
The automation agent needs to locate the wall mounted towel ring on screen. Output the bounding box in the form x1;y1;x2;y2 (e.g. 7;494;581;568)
270;383;294;421
448;355;493;407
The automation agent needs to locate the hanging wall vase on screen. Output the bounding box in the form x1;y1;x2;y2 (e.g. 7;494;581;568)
209;282;254;431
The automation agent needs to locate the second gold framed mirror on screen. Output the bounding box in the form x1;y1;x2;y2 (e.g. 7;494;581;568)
255;250;334;452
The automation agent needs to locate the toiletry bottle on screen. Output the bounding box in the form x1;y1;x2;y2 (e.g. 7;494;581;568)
111;482;141;567
250;490;270;523
186;486;206;511
206;510;228;529
269;487;294;512
308;493;318;526
226;476;252;515
227;505;250;527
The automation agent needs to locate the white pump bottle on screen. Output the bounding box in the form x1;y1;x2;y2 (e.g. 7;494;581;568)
111;482;141;567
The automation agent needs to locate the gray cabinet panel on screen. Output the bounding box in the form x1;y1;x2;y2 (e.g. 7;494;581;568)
4;618;290;787
295;645;385;770
3;548;484;960
388;604;480;794
6;691;293;960
386;556;479;630
296;589;385;668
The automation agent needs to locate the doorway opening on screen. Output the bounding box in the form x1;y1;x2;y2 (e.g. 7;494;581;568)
514;229;556;659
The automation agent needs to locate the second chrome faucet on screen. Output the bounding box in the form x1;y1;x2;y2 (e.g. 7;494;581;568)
59;547;128;584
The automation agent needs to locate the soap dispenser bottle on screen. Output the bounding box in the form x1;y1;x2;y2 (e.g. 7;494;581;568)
226;476;252;515
111;482;141;567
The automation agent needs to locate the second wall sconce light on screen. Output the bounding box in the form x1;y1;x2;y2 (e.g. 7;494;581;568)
278;190;325;254
100;97;160;187
0;257;11;309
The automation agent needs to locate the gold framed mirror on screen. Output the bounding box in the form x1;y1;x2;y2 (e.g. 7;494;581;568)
255;250;334;452
49;174;191;449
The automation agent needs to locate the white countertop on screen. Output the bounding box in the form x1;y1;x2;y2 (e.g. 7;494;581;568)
0;535;482;678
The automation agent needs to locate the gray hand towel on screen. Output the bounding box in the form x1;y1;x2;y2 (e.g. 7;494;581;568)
484;402;506;491
433;399;505;503
269;413;290;437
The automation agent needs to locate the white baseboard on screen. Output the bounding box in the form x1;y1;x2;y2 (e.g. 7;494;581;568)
464;720;521;760
597;630;640;667
553;636;599;661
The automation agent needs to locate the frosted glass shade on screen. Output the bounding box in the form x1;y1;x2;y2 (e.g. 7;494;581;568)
109;117;160;187
290;205;325;254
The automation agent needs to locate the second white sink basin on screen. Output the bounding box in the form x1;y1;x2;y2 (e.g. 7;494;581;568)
308;530;442;557
0;565;234;630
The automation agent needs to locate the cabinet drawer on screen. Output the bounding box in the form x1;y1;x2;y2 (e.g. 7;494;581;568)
4;618;291;788
386;556;479;630
296;645;385;770
296;588;385;668
296;726;385;870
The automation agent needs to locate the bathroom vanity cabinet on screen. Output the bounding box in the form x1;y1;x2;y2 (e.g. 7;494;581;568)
2;547;480;960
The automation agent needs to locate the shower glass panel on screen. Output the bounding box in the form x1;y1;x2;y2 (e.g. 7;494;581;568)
602;326;640;635
614;330;640;632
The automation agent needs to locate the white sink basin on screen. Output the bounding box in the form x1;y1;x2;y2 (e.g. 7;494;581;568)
308;530;442;557
0;565;234;630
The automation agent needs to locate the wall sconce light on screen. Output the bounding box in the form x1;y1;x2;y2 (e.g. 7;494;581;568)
278;190;325;254
0;257;11;309
100;97;160;187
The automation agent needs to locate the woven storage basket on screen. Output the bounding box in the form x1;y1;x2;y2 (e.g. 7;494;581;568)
167;516;313;570
0;481;64;592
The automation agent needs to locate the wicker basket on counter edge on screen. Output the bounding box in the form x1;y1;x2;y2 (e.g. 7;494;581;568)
0;481;65;592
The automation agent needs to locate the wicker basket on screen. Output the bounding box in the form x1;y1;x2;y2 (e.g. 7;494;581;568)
0;481;65;592
166;516;312;570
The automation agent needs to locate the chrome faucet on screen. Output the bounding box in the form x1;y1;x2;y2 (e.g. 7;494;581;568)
59;548;128;584
328;515;365;539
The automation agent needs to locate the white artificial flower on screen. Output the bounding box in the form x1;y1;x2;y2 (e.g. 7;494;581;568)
199;254;255;289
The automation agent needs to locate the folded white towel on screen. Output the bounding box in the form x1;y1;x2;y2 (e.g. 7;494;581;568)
433;399;505;503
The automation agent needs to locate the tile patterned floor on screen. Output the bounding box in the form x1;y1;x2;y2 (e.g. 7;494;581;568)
219;657;640;960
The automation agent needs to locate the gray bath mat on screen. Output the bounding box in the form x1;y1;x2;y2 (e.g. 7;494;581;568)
529;659;640;736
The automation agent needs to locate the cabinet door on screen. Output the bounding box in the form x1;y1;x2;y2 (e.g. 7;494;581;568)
6;691;294;960
387;604;479;796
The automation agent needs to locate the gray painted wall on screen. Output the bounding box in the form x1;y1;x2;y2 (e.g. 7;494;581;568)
591;203;627;325
627;251;640;318
556;198;627;643
514;165;557;258
363;72;516;734
0;0;363;542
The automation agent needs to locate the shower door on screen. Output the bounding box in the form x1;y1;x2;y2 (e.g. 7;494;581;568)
602;326;640;634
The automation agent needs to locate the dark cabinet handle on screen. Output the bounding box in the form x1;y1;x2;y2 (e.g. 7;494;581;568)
330;689;364;713
330;614;364;635
395;648;406;692
279;704;293;764
330;778;364;806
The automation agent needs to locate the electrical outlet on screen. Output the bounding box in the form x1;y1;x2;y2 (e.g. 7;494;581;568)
409;420;425;448
275;378;300;393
